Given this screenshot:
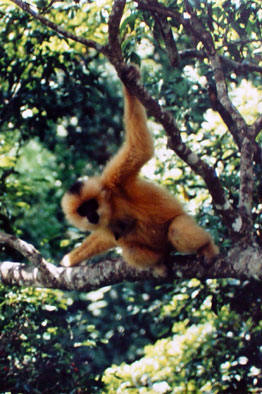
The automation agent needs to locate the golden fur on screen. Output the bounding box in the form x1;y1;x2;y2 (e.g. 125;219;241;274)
61;74;219;275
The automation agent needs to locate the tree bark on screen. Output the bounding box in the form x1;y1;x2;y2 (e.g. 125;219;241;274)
1;232;262;291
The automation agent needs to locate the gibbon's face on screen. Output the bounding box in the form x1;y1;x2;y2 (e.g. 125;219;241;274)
62;177;111;231
77;198;99;224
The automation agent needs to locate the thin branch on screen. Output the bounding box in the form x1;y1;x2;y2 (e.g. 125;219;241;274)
9;0;107;55
135;0;181;20
238;133;255;235
253;115;262;138
148;0;180;67
184;3;248;136
219;57;262;74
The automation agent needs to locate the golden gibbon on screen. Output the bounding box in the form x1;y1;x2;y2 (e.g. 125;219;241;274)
61;67;219;275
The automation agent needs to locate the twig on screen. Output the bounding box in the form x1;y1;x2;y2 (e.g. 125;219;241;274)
238;133;255;235
9;0;107;55
148;0;180;67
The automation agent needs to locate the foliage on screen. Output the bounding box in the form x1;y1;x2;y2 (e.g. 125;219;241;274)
1;0;262;393
103;279;262;393
0;284;104;393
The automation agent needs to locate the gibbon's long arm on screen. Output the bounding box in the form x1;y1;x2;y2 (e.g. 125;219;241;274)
102;87;154;188
61;231;115;267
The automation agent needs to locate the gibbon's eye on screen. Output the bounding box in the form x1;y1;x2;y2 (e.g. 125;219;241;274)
68;180;84;195
77;198;99;224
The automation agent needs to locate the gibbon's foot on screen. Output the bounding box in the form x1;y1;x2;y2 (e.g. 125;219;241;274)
198;245;219;268
152;263;168;278
168;215;219;263
197;241;219;265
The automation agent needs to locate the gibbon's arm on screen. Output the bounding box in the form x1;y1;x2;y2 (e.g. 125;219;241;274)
60;231;115;267
102;86;154;188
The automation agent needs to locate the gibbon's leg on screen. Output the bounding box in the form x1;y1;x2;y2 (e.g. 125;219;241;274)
121;243;167;276
60;232;114;267
102;68;154;187
168;215;219;260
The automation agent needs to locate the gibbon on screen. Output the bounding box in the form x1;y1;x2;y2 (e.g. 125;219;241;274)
61;67;219;275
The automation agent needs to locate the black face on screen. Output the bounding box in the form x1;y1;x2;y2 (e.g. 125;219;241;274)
77;198;99;224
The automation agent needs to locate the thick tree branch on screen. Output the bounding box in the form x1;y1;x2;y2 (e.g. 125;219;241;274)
1;232;262;290
107;0;126;64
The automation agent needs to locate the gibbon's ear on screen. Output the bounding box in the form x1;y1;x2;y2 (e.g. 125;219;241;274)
77;198;99;224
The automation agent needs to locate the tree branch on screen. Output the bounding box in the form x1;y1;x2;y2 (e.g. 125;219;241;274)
1;232;262;290
136;0;262;165
0;231;46;266
9;0;107;55
107;0;126;64
0;231;61;287
253;115;262;138
238;133;255;235
148;0;180;67
184;3;248;137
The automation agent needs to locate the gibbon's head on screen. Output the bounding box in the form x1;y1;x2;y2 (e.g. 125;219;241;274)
61;177;111;231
